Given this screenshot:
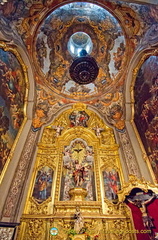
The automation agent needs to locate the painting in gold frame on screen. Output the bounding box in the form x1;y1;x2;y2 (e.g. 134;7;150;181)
103;167;121;201
32;166;54;204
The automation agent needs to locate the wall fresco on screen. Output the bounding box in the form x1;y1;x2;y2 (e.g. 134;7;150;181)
0;48;26;176
134;56;158;182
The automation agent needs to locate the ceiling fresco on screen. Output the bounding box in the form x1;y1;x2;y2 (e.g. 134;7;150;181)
0;1;157;126
34;3;126;100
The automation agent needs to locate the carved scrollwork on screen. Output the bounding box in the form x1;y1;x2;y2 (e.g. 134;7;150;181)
28;197;51;215
104;198;131;217
108;219;132;240
25;219;45;240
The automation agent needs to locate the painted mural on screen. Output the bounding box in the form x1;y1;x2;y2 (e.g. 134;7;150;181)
32;166;53;204
103;168;121;201
134;56;158;182
0;48;26;176
60;138;96;201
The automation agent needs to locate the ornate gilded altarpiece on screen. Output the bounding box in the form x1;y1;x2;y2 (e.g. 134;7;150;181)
16;103;145;240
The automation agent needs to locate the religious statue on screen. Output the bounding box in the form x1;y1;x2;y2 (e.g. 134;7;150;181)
73;160;85;187
127;190;158;239
74;207;84;234
52;125;64;137
61;140;95;201
93;125;104;137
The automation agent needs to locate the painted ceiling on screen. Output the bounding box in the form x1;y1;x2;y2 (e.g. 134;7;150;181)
0;1;157;102
34;3;126;101
0;0;158;162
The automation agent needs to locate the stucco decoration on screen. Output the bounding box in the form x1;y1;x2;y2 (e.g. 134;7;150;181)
0;1;153;49
118;131;141;178
0;1;156;133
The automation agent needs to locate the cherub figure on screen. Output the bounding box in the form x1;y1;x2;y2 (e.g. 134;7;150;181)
52;125;64;137
93;125;104;137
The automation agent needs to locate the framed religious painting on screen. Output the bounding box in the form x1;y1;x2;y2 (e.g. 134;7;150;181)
102;167;121;202
32;166;54;204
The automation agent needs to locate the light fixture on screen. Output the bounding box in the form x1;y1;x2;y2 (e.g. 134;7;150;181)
69;56;99;85
68;31;99;84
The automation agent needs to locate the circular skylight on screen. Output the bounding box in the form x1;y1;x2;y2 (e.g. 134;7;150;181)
68;32;93;58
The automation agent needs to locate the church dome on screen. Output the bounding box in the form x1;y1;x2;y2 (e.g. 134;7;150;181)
34;2;126;101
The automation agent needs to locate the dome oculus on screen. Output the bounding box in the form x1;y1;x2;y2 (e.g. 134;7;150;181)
68;32;93;58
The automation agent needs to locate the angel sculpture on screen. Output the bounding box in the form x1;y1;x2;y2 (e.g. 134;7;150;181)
52;125;64;137
93;125;104;137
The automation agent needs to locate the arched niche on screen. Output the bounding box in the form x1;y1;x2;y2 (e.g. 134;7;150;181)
57;128;98;202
